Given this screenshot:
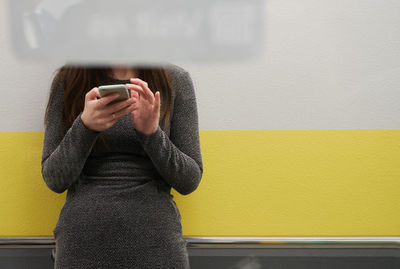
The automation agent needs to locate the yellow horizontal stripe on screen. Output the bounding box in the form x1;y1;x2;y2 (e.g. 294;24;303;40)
0;130;399;237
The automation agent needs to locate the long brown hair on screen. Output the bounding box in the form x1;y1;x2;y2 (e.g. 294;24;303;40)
44;65;172;151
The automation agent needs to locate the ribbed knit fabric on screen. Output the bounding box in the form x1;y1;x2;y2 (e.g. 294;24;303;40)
41;64;203;269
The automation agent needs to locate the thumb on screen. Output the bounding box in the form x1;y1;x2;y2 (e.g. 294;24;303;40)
85;87;100;102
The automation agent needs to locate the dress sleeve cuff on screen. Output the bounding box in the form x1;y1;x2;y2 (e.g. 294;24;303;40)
135;126;163;145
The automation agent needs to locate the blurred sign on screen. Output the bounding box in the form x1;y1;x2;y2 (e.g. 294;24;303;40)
9;0;264;64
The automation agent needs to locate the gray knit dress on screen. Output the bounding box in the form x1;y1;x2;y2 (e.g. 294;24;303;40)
41;64;203;269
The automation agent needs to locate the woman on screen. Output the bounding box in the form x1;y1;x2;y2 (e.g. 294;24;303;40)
41;64;203;268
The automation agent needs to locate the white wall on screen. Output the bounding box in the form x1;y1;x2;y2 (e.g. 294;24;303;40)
1;0;399;131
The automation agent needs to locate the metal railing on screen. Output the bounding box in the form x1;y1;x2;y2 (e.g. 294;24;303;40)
1;237;399;248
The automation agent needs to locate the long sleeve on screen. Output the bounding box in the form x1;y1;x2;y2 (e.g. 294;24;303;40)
41;78;100;193
135;70;203;195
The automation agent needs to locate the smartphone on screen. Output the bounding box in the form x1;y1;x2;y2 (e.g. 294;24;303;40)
98;84;130;105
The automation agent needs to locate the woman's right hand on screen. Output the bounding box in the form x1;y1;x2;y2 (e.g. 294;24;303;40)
80;87;138;132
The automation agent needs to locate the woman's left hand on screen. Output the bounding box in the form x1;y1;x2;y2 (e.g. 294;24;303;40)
126;78;161;135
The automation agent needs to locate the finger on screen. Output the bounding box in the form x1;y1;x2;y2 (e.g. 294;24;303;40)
127;88;142;104
129;78;155;104
100;116;118;129
135;79;155;104
131;101;140;111
85;87;100;102
129;78;148;87
128;89;139;99
106;96;137;114
97;93;121;107
154;91;161;114
125;83;145;99
113;103;137;118
109;117;119;125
